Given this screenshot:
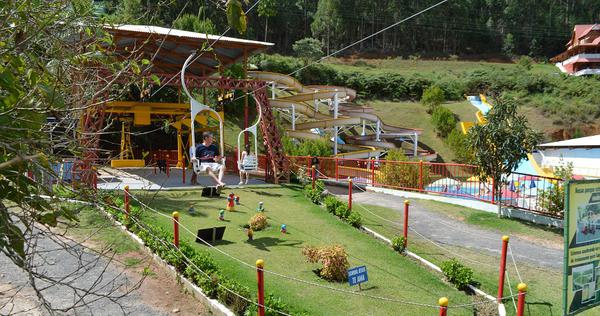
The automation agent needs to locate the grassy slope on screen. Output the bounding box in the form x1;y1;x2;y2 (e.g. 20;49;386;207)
134;186;476;315
352;201;563;316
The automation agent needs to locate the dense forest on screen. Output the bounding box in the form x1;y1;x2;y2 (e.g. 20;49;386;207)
98;0;600;59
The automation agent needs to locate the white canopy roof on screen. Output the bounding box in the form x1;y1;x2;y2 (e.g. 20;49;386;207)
538;135;600;149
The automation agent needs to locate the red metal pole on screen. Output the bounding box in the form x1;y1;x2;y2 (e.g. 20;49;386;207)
371;159;375;186
517;283;527;316
172;212;180;248
256;259;265;316
419;160;423;191
498;235;509;302
166;154;170;177
438;297;448;316
124;185;130;220
404;200;409;248
312;166;316;190
348;178;353;211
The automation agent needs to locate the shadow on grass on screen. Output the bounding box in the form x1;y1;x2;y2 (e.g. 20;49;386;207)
248;237;303;252
525;301;554;316
248;190;283;197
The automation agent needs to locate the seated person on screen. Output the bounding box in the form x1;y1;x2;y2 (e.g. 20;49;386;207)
238;144;257;185
192;132;225;188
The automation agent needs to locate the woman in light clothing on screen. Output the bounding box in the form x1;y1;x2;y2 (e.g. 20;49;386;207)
238;144;256;185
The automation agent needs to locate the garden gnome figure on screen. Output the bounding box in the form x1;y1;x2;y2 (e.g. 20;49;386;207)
280;224;287;234
247;228;253;241
188;205;196;215
235;195;240;205
226;192;235;211
257;201;264;212
219;209;225;221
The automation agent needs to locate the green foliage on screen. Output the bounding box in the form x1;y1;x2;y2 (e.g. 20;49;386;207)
303;180;326;204
440;259;475;290
282;136;332;157
310;0;343;53
173;13;216;34
503;33;515;58
421;86;445;114
335;204;351;219
431;106;457;137
517;56;533;71
380;150;430;189
466;97;542;215
445;129;474;164
292;38;323;64
538;161;572;215
346;211;362;228
391;236;406;253
324;195;342;213
226;0;247;34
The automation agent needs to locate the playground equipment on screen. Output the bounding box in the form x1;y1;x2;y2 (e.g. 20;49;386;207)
181;53;226;178
247;71;427;160
110;119;146;168
237;102;262;172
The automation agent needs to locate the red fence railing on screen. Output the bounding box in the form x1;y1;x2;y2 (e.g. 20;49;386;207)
268;155;564;218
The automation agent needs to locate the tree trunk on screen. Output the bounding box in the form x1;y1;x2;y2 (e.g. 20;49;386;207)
264;17;268;42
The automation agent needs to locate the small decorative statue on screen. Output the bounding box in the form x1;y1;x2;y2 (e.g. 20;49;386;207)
257;201;264;212
219;209;225;221
280;224;287;234
226;192;235;211
247;228;253;241
235;195;240;205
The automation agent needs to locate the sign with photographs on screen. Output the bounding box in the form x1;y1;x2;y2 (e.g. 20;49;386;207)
564;180;600;315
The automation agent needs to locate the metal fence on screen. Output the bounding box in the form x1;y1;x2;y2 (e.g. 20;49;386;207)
276;155;564;218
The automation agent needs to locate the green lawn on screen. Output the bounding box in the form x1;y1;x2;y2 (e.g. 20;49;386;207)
352;201;563;316
133;186;478;315
325;58;557;77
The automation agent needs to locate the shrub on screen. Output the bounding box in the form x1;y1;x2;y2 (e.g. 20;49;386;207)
431;106;457;137
249;213;268;231
324;195;342;213
538;161;572;215
346;211;362;228
379;150;430;189
391;236;406;253
446;129;474;164
440;259;475;290
335;204;351;219
292;37;323;64
517;55;533;71
303;180;326;204
421;85;445;113
302;245;349;282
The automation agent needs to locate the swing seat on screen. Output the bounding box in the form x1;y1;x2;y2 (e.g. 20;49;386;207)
239;155;258;172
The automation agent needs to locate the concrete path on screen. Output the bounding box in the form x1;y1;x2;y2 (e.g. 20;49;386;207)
331;188;563;269
97;167;266;190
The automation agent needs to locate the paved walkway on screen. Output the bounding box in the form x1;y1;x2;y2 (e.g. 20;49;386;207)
330;187;563;269
97;167;266;190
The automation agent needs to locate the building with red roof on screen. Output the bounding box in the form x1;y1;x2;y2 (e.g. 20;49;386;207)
551;24;600;76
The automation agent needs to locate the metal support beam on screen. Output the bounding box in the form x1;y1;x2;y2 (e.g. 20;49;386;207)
413;132;418;157
361;120;366;136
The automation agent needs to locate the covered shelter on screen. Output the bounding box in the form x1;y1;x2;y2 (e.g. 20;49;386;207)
537;135;600;178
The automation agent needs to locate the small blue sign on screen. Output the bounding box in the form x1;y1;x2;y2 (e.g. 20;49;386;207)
347;266;368;286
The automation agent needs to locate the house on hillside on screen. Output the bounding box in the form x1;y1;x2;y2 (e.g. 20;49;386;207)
551;24;600;76
537;134;600;178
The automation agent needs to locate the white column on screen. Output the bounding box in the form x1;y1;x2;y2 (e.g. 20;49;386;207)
291;104;296;131
333;92;339;155
413;132;418;157
271;81;276;100
375;120;381;142
361;120;366;136
314;89;319;112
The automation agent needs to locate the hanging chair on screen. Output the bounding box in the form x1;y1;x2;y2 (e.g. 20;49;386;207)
237;105;262;172
181;53;225;176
